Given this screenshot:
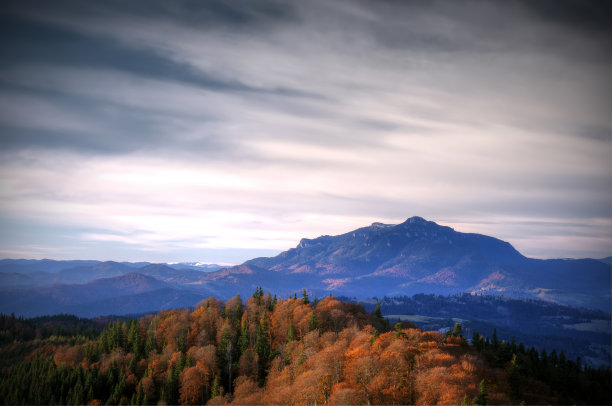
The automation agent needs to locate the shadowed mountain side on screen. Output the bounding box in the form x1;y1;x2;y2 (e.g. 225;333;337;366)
0;259;101;274
59;288;207;318
0;260;223;287
0;273;170;317
207;217;610;310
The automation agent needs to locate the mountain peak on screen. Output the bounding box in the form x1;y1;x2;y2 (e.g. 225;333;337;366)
370;222;393;229
401;216;433;226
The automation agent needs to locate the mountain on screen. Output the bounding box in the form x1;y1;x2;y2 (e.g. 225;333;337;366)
0;259;100;275
59;287;206;318
0;273;170;317
0;259;222;287
202;216;610;310
1;217;609;315
166;262;225;272
598;256;612;265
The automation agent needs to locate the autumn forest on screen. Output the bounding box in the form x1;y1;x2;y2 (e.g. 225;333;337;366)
1;289;610;405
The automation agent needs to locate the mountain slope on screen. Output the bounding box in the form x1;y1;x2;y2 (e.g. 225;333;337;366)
59;287;206;318
0;273;171;317
205;217;610;310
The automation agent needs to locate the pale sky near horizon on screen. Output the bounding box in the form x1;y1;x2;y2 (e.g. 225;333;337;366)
0;0;611;264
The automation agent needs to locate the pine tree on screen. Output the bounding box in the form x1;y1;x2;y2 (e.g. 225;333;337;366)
492;328;499;349
369;329;379;345
211;376;220;399
453;323;462;337
238;316;249;355
287;320;296;342
144;329;157;355
472;379;487;405
394;322;406;339
254;311;271;384
308;310;318;331
218;326;233;393
302;289;310;305
374;301;383;319
127;320;141;358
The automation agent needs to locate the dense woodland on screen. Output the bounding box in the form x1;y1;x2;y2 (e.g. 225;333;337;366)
343;293;612;367
1;289;610;405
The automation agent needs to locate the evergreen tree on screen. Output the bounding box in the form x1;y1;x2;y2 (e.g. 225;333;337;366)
302;289;310;305
492;328;499;349
452;323;462;337
394;322;406;339
211;376;220;399
472;379;487;405
287;320;296;342
127;320;141;358
238;316;249;355
144;329;157;355
308;310;318;331
178;329;187;354
254;311;271;384
164;366;179;405
374;301;383;319
217;326;233;392
369;329;379;345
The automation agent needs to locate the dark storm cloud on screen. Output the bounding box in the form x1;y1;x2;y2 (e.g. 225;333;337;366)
0;10;318;97
518;0;612;32
1;0;297;29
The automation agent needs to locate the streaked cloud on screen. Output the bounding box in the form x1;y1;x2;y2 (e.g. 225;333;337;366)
0;0;610;263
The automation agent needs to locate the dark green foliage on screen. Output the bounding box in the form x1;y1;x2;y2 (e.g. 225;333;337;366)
308;310;318;331
163;365;179;405
374;301;383;319
238;316;249;355
217;326;235;392
492;328;498;349
472;379;487;405
287;320;296;342
0;356;106;405
394;323;407;339
452;322;462;337
472;328;612;404
254;311;271;384
369;328;379;345
302;289;310;305
211;375;220;399
252;287;264;305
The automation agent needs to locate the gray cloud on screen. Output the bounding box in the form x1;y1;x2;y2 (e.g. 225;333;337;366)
0;0;610;261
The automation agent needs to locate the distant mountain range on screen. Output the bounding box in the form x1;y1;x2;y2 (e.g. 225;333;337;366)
0;217;610;317
0;259;224;287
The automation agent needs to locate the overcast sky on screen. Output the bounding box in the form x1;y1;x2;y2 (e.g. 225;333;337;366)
0;0;610;264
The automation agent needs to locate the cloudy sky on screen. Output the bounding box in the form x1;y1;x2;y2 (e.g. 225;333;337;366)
0;0;610;264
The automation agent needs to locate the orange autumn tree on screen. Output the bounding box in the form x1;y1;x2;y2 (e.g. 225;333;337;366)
4;288;534;405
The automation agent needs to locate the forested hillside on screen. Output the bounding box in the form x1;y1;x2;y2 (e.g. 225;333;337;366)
1;290;610;405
